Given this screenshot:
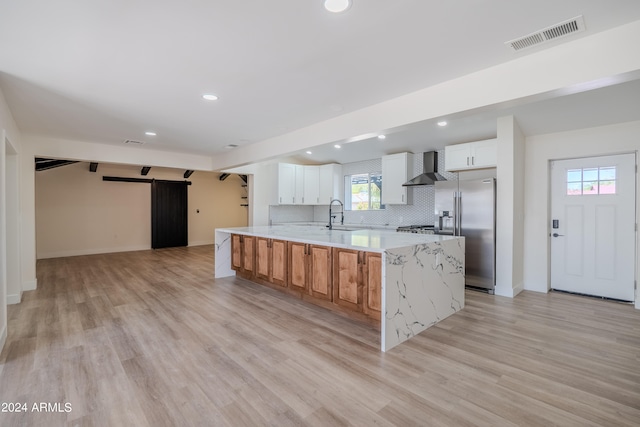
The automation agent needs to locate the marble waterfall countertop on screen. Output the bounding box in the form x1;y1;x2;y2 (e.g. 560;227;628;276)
215;225;459;252
214;225;465;352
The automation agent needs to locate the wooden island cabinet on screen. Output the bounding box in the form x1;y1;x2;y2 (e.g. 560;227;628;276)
231;234;379;324
308;244;332;301
217;226;465;352
231;234;255;275
255;237;288;287
333;248;382;320
288;242;332;300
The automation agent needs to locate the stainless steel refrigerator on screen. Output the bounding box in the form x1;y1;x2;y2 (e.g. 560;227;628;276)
434;178;496;293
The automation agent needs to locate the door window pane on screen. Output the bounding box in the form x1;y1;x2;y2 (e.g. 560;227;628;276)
567;182;582;195
583;181;598;194
566;166;617;196
599;167;616;180
567;169;582;182
583;168;598;181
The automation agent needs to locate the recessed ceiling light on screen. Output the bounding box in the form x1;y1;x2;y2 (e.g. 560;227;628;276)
306;151;312;154
437;121;448;127
377;135;386;140
334;144;341;149
324;0;352;13
202;94;219;101
145;131;156;136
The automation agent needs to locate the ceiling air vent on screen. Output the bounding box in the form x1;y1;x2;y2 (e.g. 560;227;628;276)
123;139;145;145
505;15;585;52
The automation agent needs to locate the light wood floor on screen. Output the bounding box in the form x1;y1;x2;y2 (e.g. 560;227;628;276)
1;246;639;426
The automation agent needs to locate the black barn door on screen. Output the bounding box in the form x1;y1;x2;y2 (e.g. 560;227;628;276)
151;180;188;249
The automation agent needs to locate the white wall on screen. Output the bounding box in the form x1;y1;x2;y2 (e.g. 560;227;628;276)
495;116;526;297
35;162;247;259
524;120;640;308
5;143;20;304
0;86;23;350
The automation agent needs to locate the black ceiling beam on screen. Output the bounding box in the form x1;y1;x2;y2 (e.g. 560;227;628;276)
219;173;230;181
103;176;191;185
34;158;79;171
141;166;151;176
184;170;194;179
89;162;98;172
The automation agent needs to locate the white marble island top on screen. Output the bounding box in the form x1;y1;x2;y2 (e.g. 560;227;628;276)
215;225;459;253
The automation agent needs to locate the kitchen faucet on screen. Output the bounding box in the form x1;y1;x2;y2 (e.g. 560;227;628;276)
328;199;344;230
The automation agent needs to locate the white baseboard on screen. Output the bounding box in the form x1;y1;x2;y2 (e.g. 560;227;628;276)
189;240;214;247
7;293;21;305
0;324;6;354
494;283;523;298
512;282;524;297
22;279;37;291
37;245;151;260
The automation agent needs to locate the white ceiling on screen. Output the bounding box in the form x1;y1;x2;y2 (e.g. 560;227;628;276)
2;1;640;165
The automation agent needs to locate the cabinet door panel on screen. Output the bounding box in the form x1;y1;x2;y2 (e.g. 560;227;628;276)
288;242;307;291
231;234;242;271
271;239;288;287
255;237;270;280
303;166;320;205
278;164;296;204
471;139;497;168
242;236;255;275
363;252;382;320
309;245;332;300
381;153;409;205
333;248;362;310
445;144;471;171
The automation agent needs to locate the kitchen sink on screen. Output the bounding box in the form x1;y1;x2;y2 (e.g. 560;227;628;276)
325;226;362;232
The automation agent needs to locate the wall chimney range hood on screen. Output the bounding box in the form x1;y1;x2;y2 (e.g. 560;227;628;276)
403;151;446;186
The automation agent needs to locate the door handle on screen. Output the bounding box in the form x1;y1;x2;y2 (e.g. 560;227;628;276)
552;233;564;237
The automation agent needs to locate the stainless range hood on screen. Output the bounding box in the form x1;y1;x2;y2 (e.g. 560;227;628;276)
403;151;446;186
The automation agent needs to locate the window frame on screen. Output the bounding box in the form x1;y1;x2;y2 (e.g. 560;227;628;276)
344;172;385;211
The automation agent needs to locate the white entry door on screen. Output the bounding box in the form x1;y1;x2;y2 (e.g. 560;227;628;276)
551;153;636;301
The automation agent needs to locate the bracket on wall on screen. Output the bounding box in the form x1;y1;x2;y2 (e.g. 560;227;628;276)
219;173;230;181
89;162;98;173
141;166;152;176
184;170;194;179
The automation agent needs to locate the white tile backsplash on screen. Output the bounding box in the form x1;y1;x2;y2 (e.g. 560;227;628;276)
271;149;458;227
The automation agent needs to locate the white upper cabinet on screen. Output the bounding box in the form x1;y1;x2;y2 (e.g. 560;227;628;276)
273;163;336;205
302;165;320;205
276;163;296;204
444;138;497;171
382;152;412;205
319;164;343;205
294;165;304;204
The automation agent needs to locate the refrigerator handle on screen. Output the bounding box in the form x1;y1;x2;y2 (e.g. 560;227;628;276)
455;192;462;236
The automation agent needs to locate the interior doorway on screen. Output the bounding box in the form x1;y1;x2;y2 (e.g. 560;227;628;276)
550;153;636;301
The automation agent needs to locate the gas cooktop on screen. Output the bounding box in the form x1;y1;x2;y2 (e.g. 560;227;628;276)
396;225;435;234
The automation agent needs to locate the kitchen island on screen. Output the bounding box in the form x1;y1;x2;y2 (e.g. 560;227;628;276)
215;225;465;351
